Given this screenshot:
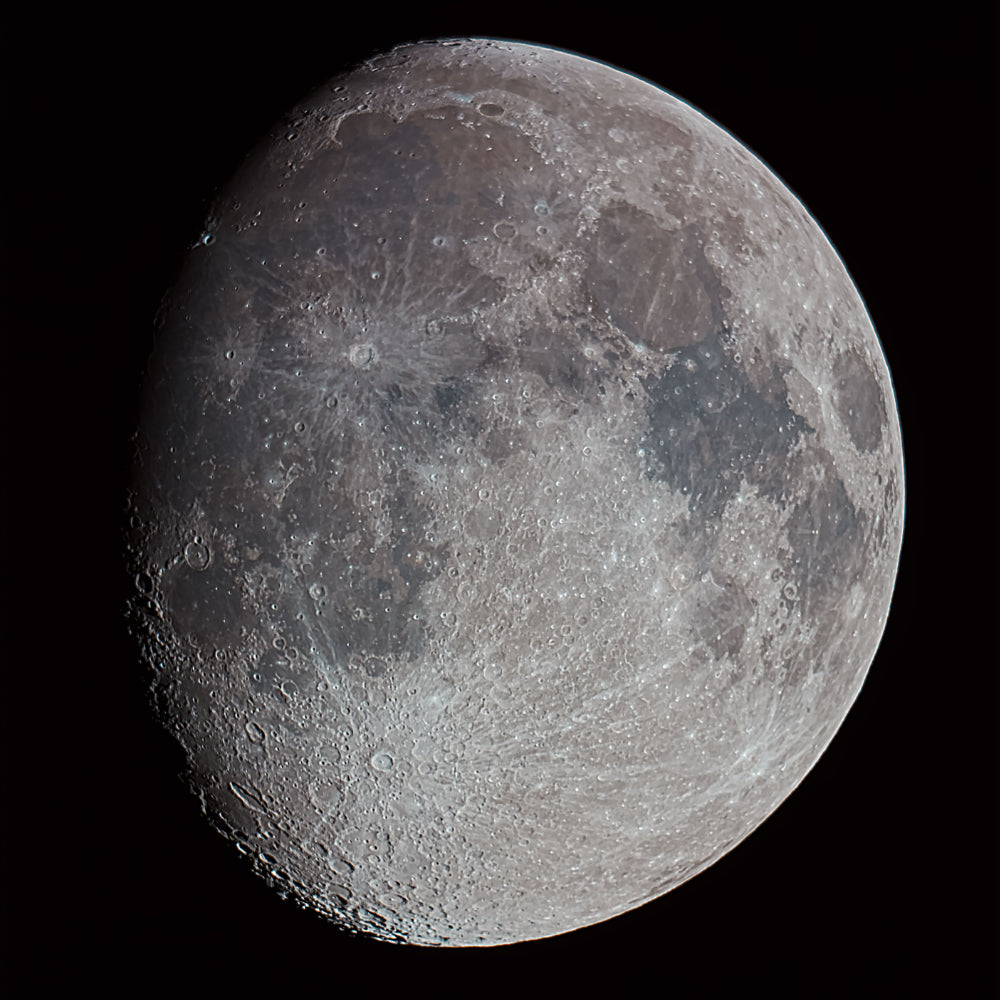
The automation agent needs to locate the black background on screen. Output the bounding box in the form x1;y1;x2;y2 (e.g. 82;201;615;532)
4;4;996;995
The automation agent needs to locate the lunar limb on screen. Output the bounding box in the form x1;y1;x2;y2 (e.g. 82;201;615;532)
127;39;903;945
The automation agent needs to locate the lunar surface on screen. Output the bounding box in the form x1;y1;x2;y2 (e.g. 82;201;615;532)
126;39;904;946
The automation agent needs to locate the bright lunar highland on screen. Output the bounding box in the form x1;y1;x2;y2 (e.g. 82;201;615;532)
127;39;904;945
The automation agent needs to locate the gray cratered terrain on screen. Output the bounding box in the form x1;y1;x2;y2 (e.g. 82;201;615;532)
127;39;904;946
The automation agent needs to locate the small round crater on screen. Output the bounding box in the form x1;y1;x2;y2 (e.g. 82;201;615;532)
670;560;695;591
371;751;394;772
364;657;387;678
184;539;210;570
492;221;516;241
349;342;378;368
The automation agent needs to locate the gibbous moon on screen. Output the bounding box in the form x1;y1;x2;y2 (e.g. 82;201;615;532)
127;39;903;946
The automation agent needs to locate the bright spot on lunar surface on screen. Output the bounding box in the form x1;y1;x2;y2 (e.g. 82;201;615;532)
127;38;904;946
